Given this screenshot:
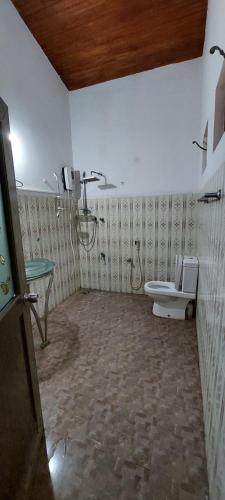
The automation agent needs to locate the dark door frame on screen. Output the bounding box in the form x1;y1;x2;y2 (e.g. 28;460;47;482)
0;97;44;499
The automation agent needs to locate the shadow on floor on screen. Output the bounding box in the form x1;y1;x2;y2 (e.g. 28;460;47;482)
33;309;80;383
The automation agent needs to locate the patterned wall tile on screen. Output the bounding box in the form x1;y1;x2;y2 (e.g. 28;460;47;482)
79;193;197;293
18;190;197;314
196;162;225;500
18;192;81;317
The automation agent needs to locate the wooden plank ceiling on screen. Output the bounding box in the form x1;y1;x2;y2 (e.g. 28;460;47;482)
12;0;207;91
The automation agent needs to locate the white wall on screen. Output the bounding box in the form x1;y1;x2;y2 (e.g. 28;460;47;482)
70;58;202;198
0;1;203;197
199;0;225;187
0;1;73;193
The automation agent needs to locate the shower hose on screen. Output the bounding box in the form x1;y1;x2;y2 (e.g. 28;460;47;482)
75;216;97;252
74;184;98;252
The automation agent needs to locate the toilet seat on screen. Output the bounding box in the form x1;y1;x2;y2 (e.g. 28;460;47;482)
144;281;196;300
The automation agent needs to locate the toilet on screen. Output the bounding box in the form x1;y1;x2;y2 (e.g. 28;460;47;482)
144;256;198;320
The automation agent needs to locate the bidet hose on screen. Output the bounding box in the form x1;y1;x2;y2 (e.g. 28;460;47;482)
130;244;143;291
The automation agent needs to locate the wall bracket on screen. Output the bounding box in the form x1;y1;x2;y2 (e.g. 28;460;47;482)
197;189;222;203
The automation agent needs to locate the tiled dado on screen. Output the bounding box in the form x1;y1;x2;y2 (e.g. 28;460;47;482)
17;192;197;315
196;163;225;500
18;193;81;317
79;194;197;293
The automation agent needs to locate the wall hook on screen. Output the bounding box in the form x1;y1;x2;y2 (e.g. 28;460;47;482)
192;140;207;151
210;46;225;58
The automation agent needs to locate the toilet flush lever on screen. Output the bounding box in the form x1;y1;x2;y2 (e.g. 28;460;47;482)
23;292;39;303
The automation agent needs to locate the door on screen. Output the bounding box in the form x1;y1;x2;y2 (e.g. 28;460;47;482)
0;98;43;500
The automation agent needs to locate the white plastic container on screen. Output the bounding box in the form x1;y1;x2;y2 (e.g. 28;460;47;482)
182;256;198;294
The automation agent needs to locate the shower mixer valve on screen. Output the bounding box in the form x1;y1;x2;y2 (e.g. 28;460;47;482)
100;252;106;263
126;258;135;268
135;240;140;250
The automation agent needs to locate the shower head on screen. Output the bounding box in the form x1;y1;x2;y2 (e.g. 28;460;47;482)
98;183;117;190
90;170;117;190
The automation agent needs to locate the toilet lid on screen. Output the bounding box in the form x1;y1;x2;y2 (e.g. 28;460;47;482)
175;255;183;290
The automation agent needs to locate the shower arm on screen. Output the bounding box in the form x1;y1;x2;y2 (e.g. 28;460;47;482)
91;170;107;183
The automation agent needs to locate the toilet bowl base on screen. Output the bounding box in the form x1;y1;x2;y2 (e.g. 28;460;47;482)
153;300;188;320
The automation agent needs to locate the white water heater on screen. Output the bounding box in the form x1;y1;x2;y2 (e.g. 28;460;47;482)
62;167;81;200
